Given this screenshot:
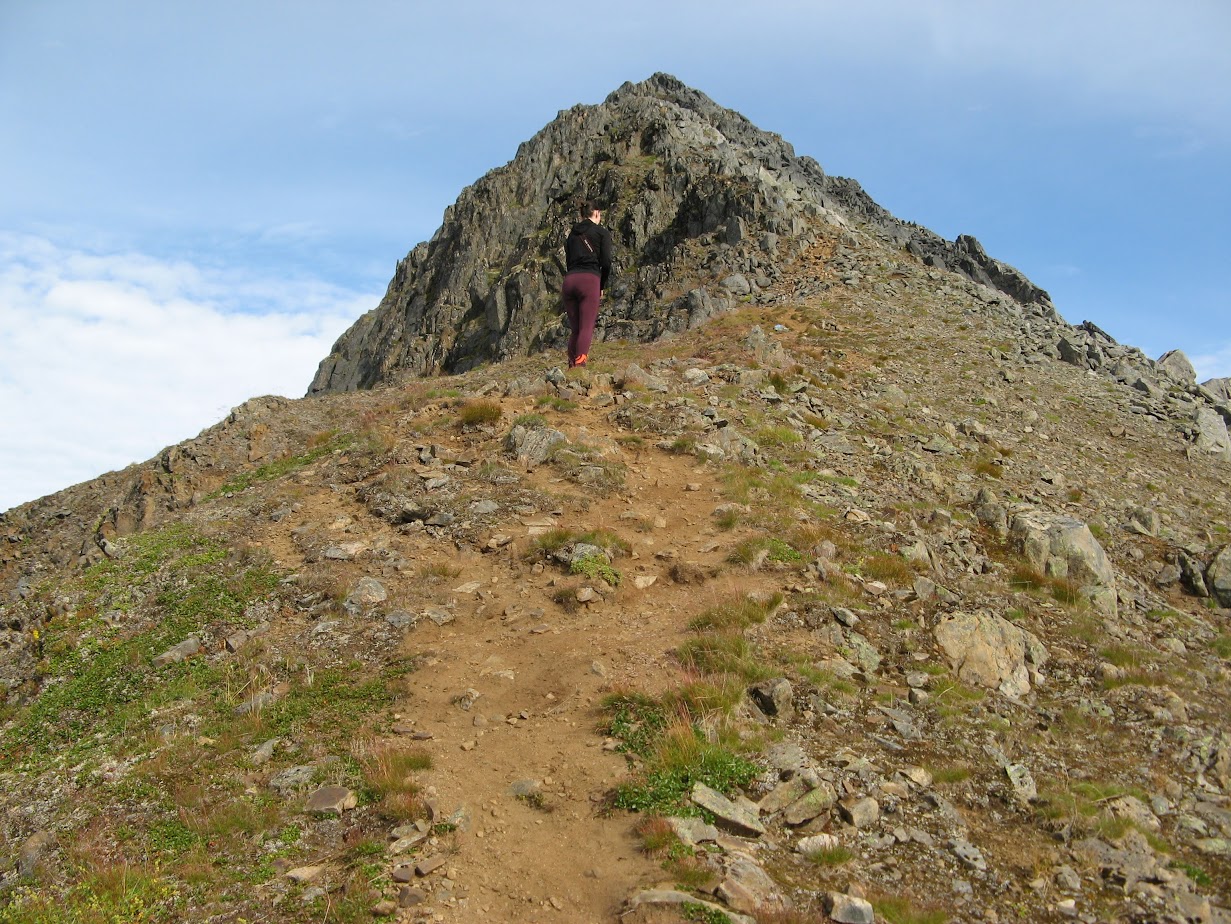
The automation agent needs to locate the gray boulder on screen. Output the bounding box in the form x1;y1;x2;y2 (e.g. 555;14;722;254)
1193;407;1231;459
1206;546;1231;608
934;610;1047;698
1009;510;1117;615
504;424;566;466
1157;349;1197;384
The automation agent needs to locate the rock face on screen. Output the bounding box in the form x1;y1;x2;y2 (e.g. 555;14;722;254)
307;73;1050;395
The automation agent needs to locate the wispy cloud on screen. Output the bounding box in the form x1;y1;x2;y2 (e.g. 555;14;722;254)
0;232;373;512
1191;343;1231;383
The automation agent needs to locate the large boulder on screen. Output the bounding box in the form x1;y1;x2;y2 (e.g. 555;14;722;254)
1207;546;1231;608
1157;349;1197;384
934;611;1048;698
1008;510;1117;615
1193;407;1231;460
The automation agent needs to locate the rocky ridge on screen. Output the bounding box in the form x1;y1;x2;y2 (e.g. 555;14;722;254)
307;73;1053;394
1;77;1230;924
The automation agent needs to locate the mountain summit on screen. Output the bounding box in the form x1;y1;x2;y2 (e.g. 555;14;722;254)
308;73;1048;394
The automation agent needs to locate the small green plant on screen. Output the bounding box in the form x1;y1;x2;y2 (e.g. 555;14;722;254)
1211;634;1231;659
571;553;622;586
512;413;548;429
728;537;804;567
612;723;759;816
859;552;914;585
681;902;732;924
535;395;577;412
602;693;670;758
1170;860;1213;888
974;458;1003;479
356;740;430;822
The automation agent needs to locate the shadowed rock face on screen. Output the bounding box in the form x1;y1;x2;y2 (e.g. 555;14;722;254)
306;73;1050;395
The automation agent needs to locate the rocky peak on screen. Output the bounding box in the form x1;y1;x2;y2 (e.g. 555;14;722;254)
307;73;1050;395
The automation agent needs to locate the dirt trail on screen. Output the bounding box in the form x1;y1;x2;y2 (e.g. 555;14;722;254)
250;392;783;920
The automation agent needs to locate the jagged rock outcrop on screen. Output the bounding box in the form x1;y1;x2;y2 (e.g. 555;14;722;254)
307;73;1051;395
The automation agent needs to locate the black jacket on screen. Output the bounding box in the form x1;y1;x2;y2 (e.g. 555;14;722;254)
565;219;613;290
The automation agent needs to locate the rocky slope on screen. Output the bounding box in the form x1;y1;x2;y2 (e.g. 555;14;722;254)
2;77;1231;924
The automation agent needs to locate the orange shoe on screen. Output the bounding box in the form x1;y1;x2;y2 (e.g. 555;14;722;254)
573;353;587;368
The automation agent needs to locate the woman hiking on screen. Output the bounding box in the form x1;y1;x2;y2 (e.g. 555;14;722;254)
561;199;613;368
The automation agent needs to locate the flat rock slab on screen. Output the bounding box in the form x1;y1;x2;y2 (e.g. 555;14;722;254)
625;890;755;924
783;782;838;826
691;782;765;837
305;785;357;814
286;865;324;883
415;855;448;876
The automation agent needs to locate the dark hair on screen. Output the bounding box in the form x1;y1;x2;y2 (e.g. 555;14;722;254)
578;199;601;218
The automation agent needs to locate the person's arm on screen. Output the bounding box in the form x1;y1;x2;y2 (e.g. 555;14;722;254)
599;227;613;290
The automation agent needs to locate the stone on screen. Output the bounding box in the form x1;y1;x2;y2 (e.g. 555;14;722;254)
934;610;1047;698
747;677;794;721
625;890;755;924
716;853;789;913
415;855;448;876
286;865;324;883
1206;546;1231;607
838;796;879;828
950;836;988;871
305;785;357;814
17;831;54;878
153;636;201;668
1157;349;1197;384
691;782;765;836
721;274;752;296
398;887;427;907
1006;763;1038;803
823;892;876;924
233;688;282;716
371;900;398;917
269;765;317;794
783;782;838;826
667;816;721;846
797;833;840;855
1193;406;1231;458
760;777;812;815
1009;510;1117;614
1106;796;1161;832
1054;865;1082;892
252;738;280;766
504;425;567;466
345;577;387;610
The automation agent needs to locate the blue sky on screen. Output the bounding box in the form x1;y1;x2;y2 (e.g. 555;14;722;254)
1;0;1228;511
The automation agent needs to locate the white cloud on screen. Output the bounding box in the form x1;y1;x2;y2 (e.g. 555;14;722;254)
1191;343;1231;383
0;232;373;512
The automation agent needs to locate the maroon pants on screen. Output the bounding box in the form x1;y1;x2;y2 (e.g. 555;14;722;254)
561;272;601;366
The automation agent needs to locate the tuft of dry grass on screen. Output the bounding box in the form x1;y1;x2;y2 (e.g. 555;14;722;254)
353;738;431;822
457;399;503;428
